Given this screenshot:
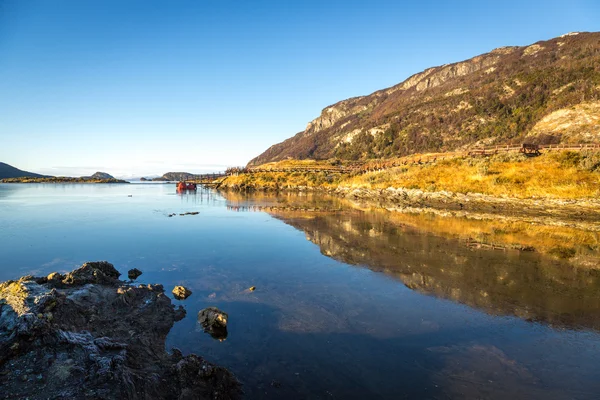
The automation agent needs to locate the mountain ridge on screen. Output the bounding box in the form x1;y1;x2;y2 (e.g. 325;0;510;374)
250;31;600;165
0;162;48;179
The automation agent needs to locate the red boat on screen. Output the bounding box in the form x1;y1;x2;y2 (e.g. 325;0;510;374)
177;182;197;191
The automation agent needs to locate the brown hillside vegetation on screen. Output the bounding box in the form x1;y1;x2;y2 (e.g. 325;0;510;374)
225;150;600;200
250;32;600;165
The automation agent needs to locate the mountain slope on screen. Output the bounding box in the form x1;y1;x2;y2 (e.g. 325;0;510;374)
250;32;600;165
0;162;48;179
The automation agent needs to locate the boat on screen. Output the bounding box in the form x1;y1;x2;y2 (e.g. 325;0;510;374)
177;182;197;191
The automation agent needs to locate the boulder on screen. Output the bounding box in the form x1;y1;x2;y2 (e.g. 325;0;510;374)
127;268;143;280
172;286;192;300
46;272;63;283
198;307;228;340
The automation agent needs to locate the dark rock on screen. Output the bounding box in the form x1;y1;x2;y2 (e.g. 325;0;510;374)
127;268;143;280
172;286;192;300
0;262;240;399
198;307;228;340
61;261;121;286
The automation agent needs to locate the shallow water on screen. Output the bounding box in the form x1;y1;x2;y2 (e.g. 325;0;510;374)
1;183;600;399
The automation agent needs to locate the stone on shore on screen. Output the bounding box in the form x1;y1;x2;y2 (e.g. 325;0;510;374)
198;307;229;340
173;285;193;300
46;272;63;282
127;268;143;280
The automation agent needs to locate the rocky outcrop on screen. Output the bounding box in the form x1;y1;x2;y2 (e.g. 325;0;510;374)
0;262;240;400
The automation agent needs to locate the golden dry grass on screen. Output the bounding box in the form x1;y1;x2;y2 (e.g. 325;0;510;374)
224;150;600;199
343;152;600;199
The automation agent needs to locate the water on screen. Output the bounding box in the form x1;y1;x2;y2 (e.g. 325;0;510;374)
1;183;600;399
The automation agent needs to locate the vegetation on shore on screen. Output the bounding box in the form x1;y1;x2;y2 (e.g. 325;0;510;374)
222;150;600;200
1;177;129;184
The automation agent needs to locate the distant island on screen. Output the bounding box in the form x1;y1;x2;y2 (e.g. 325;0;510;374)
150;172;199;181
0;163;128;183
2;176;129;184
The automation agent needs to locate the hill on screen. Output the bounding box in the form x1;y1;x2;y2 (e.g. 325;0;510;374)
152;172;196;181
82;172;115;180
0;162;48;179
250;32;600;165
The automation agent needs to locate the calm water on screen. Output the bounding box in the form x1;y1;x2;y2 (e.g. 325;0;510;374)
1;183;600;399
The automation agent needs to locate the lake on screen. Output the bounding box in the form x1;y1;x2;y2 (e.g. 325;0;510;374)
1;183;600;399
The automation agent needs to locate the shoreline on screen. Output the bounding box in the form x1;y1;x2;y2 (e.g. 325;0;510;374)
216;182;600;225
0;262;240;399
1;178;130;184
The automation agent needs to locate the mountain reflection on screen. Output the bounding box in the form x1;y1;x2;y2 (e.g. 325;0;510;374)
222;192;600;332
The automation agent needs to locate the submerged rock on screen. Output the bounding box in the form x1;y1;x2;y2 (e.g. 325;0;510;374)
0;261;240;399
127;268;143;280
172;286;193;300
198;307;229;340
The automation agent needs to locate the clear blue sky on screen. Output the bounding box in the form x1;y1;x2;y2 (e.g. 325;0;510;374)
1;0;598;177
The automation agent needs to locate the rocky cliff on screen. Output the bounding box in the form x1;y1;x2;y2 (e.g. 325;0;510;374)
250;32;600;165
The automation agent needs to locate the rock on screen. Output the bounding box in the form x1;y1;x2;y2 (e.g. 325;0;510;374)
198;307;228;340
61;261;121;286
46;272;63;282
172;285;192;300
0;262;240;399
127;268;142;280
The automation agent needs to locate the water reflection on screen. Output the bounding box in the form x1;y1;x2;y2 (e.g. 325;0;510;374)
222;191;600;332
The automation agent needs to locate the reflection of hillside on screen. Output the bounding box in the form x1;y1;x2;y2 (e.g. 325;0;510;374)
269;210;600;332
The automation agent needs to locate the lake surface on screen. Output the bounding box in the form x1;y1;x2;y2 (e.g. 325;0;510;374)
1;183;600;399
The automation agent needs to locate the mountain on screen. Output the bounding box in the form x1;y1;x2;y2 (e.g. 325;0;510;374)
250;32;600;165
82;172;115;180
0;162;49;179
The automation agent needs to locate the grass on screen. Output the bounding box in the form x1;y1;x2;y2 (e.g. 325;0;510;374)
347;152;600;199
224;150;600;200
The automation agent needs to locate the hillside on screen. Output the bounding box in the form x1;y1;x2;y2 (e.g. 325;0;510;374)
250;32;600;165
0;162;48;179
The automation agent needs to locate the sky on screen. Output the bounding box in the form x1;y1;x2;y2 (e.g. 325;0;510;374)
0;0;599;177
